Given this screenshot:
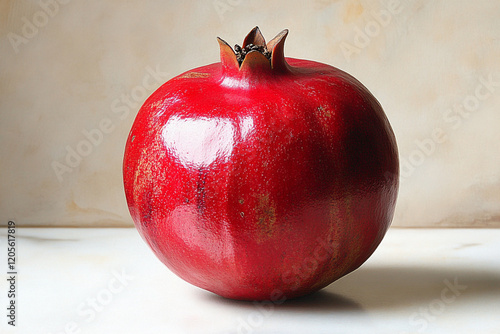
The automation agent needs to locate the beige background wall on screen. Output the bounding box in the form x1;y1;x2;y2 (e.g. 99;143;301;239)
1;0;499;227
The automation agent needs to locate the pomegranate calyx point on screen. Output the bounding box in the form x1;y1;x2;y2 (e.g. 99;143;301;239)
217;27;290;72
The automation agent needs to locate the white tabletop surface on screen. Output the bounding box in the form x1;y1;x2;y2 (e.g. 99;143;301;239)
1;228;499;334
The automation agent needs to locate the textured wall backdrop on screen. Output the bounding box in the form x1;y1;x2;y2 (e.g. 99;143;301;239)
1;0;499;227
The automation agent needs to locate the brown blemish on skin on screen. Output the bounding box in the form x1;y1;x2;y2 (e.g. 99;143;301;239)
196;167;208;215
317;105;333;119
255;194;277;240
313;105;336;141
178;72;211;79
148;100;163;110
324;187;358;278
132;142;168;212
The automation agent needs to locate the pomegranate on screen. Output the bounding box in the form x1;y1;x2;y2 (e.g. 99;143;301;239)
123;27;398;300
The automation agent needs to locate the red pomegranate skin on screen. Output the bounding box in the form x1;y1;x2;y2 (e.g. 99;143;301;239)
123;28;398;300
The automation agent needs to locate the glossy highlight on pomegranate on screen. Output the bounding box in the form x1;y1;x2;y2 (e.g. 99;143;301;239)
123;27;399;300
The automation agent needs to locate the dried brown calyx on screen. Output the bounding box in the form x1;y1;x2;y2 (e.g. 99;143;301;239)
217;26;290;73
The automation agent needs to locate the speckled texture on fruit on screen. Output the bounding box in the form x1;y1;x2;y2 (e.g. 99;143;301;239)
123;28;398;300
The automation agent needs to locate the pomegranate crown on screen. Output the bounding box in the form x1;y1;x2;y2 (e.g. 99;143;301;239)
217;27;290;73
